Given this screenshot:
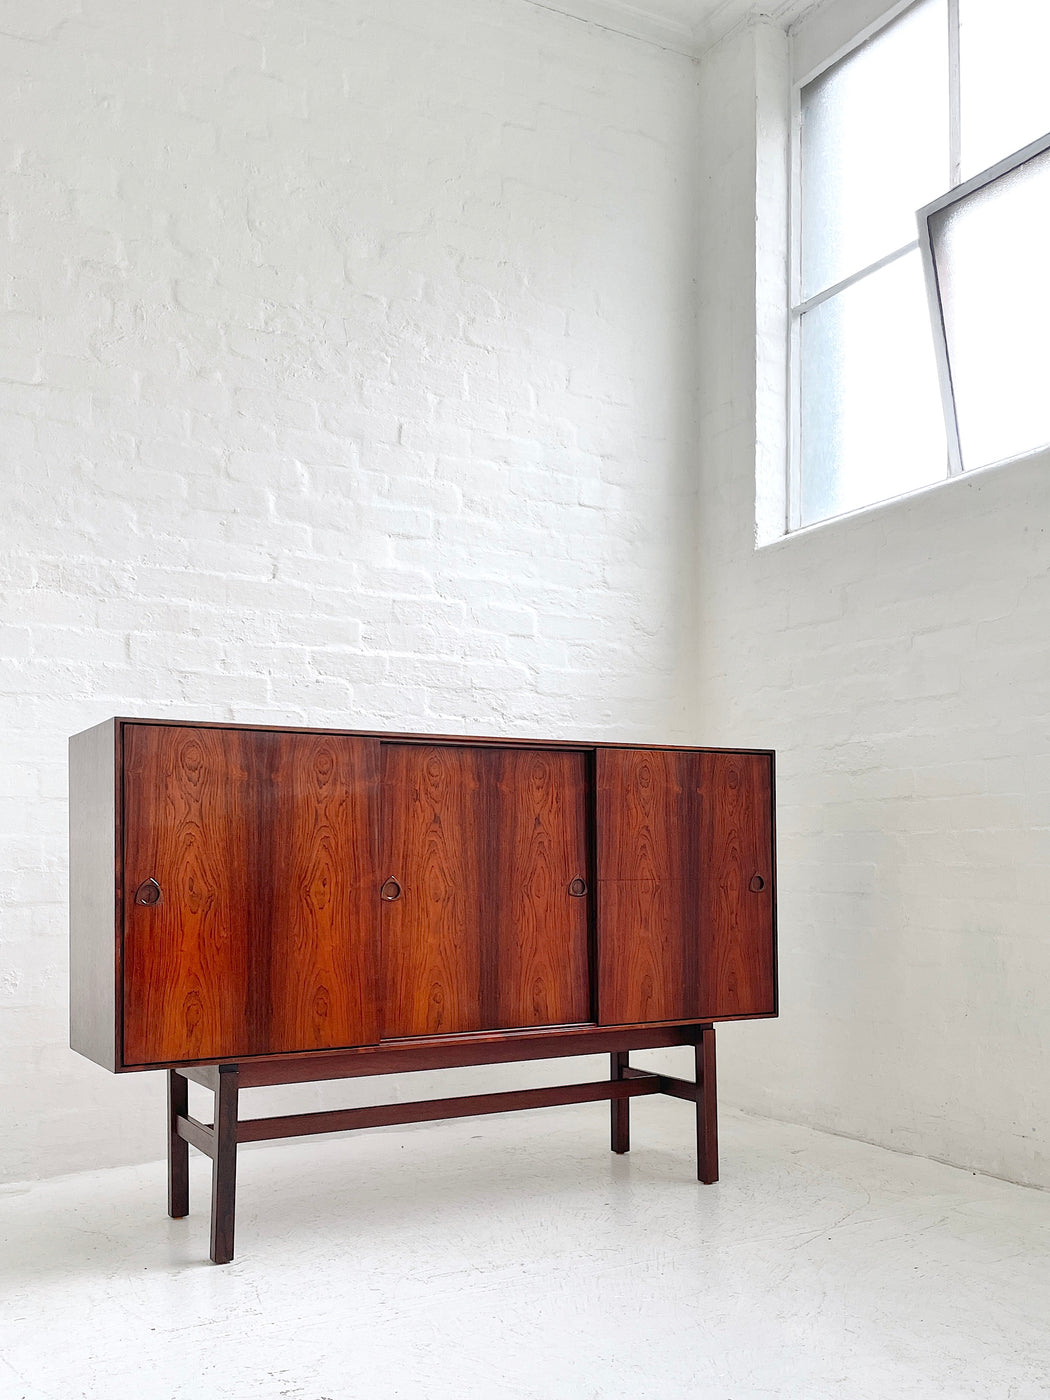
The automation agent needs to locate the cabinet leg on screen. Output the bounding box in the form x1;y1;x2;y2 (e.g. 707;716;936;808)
167;1069;189;1219
610;1051;630;1154
210;1065;240;1265
695;1027;718;1184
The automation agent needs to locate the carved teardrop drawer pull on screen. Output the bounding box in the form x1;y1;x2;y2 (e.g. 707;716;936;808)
748;874;766;893
380;876;403;901
568;877;588;897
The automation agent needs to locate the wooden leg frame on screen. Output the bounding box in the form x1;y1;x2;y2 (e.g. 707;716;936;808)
168;1025;718;1264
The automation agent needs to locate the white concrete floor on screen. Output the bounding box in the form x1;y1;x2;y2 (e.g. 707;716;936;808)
2;1099;1049;1400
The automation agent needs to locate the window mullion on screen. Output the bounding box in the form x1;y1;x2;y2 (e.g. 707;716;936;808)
792;240;918;318
788;0;957;533
788;77;804;534
948;0;962;184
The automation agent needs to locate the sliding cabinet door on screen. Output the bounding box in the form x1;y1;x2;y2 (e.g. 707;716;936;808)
596;748;775;1025
122;725;379;1065
697;751;776;1018
380;744;590;1038
595;748;701;1024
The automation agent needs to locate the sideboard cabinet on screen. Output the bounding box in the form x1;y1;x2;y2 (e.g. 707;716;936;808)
70;719;777;1262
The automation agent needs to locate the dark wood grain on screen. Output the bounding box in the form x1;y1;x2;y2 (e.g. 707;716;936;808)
71;719;776;1084
107;715;773;757
68;717;121;1070
596;747;775;1025
381;744;485;1036
610;1050;630;1153
70;717;777;1264
596;748;700;883
595;748;702;1024
210;1065;239;1265
237;1075;660;1143
695;1025;718;1183
698;752;775;1018
167;1068;189;1217
123;725;245;1065
176;1065;220;1089
645;1072;698;1101
266;731;379;1052
166;1028;717;1264
237;1022;701;1086
493;748;589;1028
380;744;589;1037
176;1112;216;1158
596;878;686;1022
122;725;379;1065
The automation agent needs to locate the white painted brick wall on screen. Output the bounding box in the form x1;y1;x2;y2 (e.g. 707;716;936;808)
0;0;701;1181
691;19;1050;1191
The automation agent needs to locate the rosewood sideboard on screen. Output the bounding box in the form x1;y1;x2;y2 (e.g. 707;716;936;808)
69;718;777;1263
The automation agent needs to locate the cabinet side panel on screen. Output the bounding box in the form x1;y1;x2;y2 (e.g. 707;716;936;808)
595;748;702;1024
698;752;776;1017
69;718;119;1071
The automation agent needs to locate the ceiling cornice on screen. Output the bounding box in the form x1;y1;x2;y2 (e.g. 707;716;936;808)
521;0;825;58
524;0;697;54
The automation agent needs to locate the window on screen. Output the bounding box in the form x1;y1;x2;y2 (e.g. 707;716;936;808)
920;133;1050;472
791;0;1050;531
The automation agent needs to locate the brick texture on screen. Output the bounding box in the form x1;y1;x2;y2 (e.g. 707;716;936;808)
0;0;701;1180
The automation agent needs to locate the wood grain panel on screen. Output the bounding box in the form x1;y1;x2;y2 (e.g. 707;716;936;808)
380;744;486;1036
596;747;775;1025
596;748;702;1024
595;748;700;884
597;878;690;1023
380;745;590;1037
122;725;378;1065
493;748;589;1028
123;726;250;1064
698;751;775;1017
265;731;379;1052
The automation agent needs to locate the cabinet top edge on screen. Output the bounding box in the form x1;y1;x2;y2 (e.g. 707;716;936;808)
74;717;775;757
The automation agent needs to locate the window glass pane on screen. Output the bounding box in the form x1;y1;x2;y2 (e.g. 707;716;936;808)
960;0;1050;178
801;0;949;300
928;145;1050;470
800;251;947;526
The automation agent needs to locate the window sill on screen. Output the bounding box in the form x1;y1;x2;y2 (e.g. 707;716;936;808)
758;440;1050;552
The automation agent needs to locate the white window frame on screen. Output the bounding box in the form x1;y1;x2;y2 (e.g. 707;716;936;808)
788;0;963;533
917;126;1050;475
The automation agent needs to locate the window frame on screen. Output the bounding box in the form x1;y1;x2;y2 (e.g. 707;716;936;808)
788;0;963;533
917;126;1050;476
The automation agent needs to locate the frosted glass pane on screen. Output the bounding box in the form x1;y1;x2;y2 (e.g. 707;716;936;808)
801;0;949;299
800;252;947;525
929;145;1050;470
960;0;1050;177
